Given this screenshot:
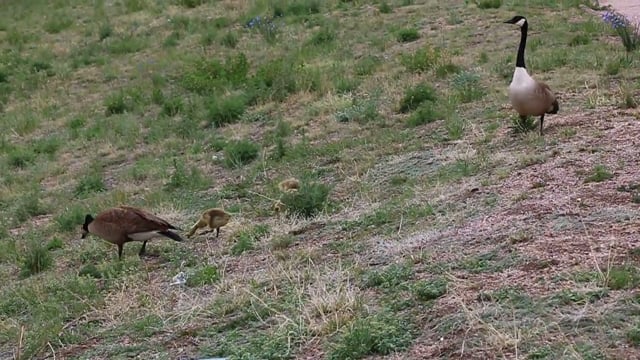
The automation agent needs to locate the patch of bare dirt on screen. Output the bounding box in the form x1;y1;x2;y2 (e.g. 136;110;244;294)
384;105;640;357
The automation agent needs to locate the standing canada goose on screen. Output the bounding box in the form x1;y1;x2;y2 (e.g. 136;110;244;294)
187;208;231;238
81;205;184;260
504;15;559;135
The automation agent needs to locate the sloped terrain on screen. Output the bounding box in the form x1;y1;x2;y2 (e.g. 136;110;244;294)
1;0;640;359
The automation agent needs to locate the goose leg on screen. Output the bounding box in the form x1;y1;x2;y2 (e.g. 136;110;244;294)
118;244;123;260
216;227;220;237
539;115;545;136
139;240;148;257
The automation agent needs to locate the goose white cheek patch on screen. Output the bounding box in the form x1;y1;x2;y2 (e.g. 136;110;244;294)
516;18;526;27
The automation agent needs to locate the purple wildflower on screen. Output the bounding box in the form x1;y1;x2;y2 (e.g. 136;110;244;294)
601;10;640;52
602;11;627;29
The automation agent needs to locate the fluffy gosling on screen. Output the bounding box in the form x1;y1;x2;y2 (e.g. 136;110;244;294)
186;208;231;238
278;178;300;193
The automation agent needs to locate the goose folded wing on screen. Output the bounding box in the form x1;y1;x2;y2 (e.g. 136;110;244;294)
535;81;556;103
114;206;175;232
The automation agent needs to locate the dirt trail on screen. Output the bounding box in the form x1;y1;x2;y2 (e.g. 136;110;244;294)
601;0;640;20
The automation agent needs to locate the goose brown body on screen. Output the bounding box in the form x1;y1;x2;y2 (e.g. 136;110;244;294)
509;68;559;117
187;208;231;238
81;205;184;259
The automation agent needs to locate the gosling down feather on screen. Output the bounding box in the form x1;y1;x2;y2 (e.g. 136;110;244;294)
81;205;184;260
505;15;559;135
187;208;231;238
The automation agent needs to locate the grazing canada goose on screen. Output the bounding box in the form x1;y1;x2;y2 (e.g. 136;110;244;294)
186;208;231;238
278;177;300;193
505;15;559;135
81;205;184;260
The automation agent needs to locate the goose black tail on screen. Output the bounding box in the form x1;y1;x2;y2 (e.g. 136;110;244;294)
159;230;184;242
548;99;559;114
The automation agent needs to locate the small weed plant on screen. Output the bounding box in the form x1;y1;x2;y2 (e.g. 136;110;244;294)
223;140;260;168
21;241;53;278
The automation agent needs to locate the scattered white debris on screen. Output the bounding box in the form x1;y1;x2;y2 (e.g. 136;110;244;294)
171;271;188;285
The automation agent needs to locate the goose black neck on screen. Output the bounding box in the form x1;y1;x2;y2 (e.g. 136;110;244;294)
516;22;528;68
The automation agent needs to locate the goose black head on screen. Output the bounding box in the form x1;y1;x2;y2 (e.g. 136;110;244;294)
81;214;94;239
504;15;527;28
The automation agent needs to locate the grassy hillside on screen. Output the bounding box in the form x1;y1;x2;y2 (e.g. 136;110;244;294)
1;0;640;358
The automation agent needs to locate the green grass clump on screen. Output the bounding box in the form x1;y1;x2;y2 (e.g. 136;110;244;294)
78;264;103;278
105;35;149;55
399;83;437;113
104;91;133;115
0;68;9;83
335;98;381;124
627;326;640;346
13;190;49;224
43;16;73;34
165;159;210;191
511;115;538;134
53;205;86;232
220;31;238;48
451;71;484;103
207;93;249;127
413;278;447;301
74;170;106;197
187;264;219;286
396;28;420;43
307;26;336;46
475;0;502;9
177;0;205;8
231;224;269;255
223;140;260;168
406;102;441;127
162;96;184;116
33;136;61;158
436;62;462;78
274;0;321;16
280;180;331;218
46;237;63;250
569;33;591;46
401;45;443;73
7;146;36;168
251;57;299;102
327;311;415;359
606;266;640;290
31;61;55;76
182;53;249;95
98;23;113;40
20;241;53;278
379;2;392;13
362;263;413;289
585;165;613;183
355;55;382;76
